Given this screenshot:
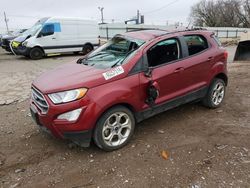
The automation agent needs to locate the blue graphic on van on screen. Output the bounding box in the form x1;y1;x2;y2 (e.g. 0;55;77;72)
42;23;61;32
54;23;61;32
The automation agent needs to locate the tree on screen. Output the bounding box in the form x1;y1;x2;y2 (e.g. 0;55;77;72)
190;0;250;27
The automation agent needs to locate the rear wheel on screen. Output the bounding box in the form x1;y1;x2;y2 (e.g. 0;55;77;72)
202;78;226;108
82;44;93;55
29;47;44;60
94;106;135;151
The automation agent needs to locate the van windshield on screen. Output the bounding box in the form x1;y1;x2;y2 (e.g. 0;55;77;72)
80;36;145;69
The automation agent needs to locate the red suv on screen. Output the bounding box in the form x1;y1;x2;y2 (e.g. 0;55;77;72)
30;29;228;151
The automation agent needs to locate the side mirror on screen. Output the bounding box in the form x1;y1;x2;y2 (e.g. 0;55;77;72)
144;67;153;77
76;58;84;64
37;32;43;38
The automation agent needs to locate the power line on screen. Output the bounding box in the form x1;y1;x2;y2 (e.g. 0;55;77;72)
143;0;181;15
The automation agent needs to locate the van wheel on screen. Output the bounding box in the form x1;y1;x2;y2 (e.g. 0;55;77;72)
94;106;135;151
202;78;226;108
82;44;93;55
29;47;44;60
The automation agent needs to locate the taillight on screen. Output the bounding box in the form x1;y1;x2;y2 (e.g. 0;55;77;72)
224;51;228;60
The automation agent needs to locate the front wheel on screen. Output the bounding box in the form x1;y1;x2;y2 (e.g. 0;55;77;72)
93;106;135;151
29;47;44;60
202;78;226;108
82;44;93;55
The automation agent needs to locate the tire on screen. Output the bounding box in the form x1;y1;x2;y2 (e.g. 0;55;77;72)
93;106;135;151
202;78;226;108
82;44;93;55
73;52;80;55
29;47;44;60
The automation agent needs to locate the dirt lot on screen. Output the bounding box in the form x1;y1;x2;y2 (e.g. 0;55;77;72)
0;48;249;188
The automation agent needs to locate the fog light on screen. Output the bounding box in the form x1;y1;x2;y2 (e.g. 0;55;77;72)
57;108;82;121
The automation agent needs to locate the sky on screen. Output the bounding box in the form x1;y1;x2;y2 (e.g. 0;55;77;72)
0;0;200;33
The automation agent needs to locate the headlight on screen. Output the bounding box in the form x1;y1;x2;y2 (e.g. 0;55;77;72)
48;88;88;104
22;41;28;46
57;108;82;121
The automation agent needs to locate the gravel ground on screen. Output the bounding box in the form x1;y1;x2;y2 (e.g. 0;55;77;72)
0;47;250;188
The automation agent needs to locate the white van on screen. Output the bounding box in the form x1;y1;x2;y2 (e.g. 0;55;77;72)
12;17;99;59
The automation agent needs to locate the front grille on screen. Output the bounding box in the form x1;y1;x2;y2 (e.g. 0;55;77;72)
2;39;8;46
31;87;49;114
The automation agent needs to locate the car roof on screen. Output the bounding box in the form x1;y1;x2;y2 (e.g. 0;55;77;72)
124;29;169;41
123;29;213;41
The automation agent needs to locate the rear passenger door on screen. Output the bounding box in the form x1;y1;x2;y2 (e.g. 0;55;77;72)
181;34;213;91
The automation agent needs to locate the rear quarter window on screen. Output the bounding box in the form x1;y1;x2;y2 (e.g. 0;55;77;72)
212;35;222;47
184;35;209;56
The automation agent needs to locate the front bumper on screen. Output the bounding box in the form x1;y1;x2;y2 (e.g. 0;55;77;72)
30;103;93;147
13;46;31;56
1;44;11;52
29;87;100;147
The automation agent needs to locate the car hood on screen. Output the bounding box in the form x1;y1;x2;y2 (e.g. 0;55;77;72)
32;63;123;94
13;34;30;43
2;36;15;41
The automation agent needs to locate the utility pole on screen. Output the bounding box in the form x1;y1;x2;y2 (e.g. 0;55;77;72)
137;10;140;24
4;12;9;33
98;7;104;24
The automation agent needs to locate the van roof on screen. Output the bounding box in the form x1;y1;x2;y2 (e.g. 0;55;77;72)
43;17;97;22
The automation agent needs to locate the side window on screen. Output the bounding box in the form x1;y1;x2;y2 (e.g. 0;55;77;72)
147;38;180;67
40;24;54;37
184;35;208;56
212;34;222;47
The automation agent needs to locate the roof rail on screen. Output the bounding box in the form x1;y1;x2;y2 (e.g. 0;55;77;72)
126;28;168;33
185;27;207;31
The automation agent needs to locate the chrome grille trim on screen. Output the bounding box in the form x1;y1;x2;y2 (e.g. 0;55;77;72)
31;87;49;114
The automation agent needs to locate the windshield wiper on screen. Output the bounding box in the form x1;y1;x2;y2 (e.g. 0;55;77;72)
111;49;136;68
87;51;113;60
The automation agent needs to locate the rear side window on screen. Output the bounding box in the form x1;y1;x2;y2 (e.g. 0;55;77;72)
212;35;222;47
147;38;180;67
184;35;208;56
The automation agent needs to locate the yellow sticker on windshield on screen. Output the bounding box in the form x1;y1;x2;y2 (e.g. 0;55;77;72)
103;66;124;80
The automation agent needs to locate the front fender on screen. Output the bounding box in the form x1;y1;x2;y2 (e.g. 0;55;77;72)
87;74;141;125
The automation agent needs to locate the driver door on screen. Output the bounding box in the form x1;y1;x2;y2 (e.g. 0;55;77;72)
36;23;58;54
140;37;191;106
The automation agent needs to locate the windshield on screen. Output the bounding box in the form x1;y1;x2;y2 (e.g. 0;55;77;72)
22;24;42;37
80;36;145;69
12;29;23;36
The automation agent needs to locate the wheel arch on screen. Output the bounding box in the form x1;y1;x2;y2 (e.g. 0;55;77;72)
32;46;45;55
214;72;228;86
83;43;94;49
92;102;137;131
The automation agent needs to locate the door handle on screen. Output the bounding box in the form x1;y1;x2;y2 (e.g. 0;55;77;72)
208;56;213;61
52;37;56;40
174;67;185;73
